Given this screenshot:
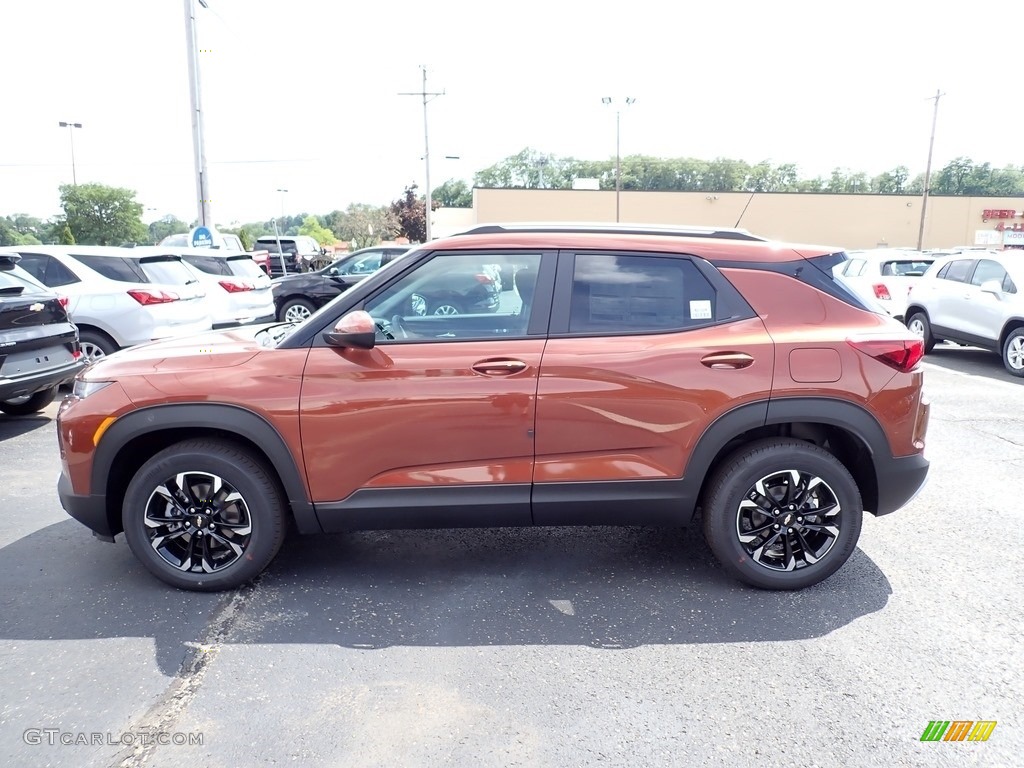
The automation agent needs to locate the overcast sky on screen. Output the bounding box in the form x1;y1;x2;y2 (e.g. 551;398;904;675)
1;0;1020;226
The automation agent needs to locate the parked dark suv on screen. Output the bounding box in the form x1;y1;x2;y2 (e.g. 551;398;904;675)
56;224;929;592
0;254;84;415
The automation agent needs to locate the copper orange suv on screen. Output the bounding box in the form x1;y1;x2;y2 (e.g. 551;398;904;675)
56;224;930;591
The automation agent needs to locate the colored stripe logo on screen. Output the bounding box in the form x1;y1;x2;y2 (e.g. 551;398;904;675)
921;721;997;742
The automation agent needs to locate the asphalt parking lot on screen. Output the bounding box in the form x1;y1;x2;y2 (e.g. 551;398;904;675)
1;345;1021;768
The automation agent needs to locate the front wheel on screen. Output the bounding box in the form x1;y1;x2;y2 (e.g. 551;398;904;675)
0;386;59;415
1003;328;1024;377
701;439;863;590
122;439;286;591
279;297;315;323
905;312;936;353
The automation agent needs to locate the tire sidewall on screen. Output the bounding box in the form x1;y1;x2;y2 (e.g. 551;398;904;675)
704;442;863;590
122;444;283;591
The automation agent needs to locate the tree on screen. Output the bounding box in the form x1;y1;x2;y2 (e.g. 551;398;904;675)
432;178;473;208
147;215;189;245
59;183;146;246
59;224;75;245
326;204;399;250
298;214;336;247
390;185;429;243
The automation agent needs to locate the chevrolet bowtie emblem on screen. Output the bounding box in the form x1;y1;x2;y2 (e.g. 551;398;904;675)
29;303;44;311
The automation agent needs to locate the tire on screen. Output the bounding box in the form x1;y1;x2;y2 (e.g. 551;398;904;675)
122;439;287;591
701;438;863;590
78;330;118;362
279;297;315;323
905;312;936;353
1002;328;1024;377
0;386;59;415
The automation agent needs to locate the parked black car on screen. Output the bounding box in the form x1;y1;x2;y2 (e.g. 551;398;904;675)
0;254;85;415
272;246;411;322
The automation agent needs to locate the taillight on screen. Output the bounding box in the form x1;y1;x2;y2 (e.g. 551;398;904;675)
872;284;892;300
475;273;495;284
58;296;70;308
127;289;179;305
218;280;254;293
847;337;925;373
73;349;82;360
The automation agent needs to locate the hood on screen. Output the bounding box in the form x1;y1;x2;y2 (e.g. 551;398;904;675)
83;325;269;378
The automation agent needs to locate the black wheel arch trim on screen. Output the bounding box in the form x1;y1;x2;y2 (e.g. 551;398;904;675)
92;403;319;533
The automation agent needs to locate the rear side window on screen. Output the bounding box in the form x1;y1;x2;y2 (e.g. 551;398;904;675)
139;258;200;285
569;254;715;333
970;259;1007;287
46;258;80;287
843;259;866;277
182;254;233;276
70;254;148;283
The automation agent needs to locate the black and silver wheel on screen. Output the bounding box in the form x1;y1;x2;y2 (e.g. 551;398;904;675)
430;300;462;316
0;386;59;415
905;312;936;353
702;439;863;590
1002;328;1024;377
122;440;286;591
279;297;315;323
78;330;117;362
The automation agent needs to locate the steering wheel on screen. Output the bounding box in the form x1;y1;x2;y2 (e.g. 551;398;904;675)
390;314;410;340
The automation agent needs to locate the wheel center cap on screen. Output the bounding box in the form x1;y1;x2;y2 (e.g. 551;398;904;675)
781;513;793;525
193;514;208;529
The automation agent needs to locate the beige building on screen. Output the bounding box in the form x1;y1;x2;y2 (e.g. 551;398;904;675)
430;189;1024;250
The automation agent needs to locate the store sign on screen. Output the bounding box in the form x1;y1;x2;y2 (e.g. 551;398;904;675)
995;222;1024;231
975;230;1003;246
982;209;1019;221
1004;230;1024;245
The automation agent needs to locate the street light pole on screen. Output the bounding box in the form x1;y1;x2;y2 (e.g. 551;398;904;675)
58;122;83;185
399;67;445;242
274;188;288;276
602;97;635;222
184;0;212;227
917;89;944;251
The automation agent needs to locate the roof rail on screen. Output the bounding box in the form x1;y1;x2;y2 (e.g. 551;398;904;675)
454;222;765;242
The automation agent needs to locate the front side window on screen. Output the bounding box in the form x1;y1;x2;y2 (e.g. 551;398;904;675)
364;252;541;342
569;254;714;334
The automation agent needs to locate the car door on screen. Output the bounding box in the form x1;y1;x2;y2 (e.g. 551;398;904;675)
532;251;774;526
929;258;974;335
298;249;554;531
962;258;1011;344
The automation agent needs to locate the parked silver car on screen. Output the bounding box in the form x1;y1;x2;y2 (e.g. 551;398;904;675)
0;246;214;361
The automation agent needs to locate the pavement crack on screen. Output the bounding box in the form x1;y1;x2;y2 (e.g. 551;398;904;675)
109;577;262;768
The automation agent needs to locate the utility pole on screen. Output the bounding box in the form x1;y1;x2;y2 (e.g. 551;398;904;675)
917;89;944;251
601;97;636;222
184;0;212;228
399;67;444;242
57;122;83;185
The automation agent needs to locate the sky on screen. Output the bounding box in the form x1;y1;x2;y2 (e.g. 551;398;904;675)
1;0;1021;227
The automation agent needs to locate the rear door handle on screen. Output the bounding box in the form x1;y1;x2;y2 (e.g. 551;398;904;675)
700;352;755;370
472;359;528;376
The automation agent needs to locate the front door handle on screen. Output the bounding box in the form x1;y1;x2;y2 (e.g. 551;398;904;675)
700;352;755;370
472;359;529;376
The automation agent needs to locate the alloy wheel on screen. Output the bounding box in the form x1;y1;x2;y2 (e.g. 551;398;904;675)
1007;336;1024;371
284;304;312;323
432;304;460;316
143;470;253;573
735;469;841;572
79;341;107;362
907;318;925;338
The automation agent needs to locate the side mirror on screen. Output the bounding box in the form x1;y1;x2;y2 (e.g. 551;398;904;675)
322;310;375;349
980;279;1002;296
327;267;338;276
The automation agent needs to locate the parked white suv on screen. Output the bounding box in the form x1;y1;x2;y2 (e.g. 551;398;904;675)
834;249;936;321
0;246;214;361
147;247;275;329
904;251;1024;376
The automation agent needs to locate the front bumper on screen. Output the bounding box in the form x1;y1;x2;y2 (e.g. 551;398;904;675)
57;470;116;541
874;453;929;516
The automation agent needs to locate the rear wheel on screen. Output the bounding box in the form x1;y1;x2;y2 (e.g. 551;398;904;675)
279;297;315;323
429;300;463;316
122;439;287;591
906;312;936;353
0;386;59;415
702;439;863;590
78;330;118;362
1002;328;1024;377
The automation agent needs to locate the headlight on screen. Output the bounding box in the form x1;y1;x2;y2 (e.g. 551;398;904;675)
73;380;113;399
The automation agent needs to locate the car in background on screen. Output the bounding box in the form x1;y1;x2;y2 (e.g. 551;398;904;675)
255;235;325;277
0;246;214;361
833;249;936;321
144;247;275;329
159;232;272;275
271;245;411;322
0;253;85;415
904;250;1024;376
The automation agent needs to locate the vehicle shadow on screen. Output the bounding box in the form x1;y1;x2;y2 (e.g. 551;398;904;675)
0;520;892;676
925;343;1023;383
0;414;54;442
